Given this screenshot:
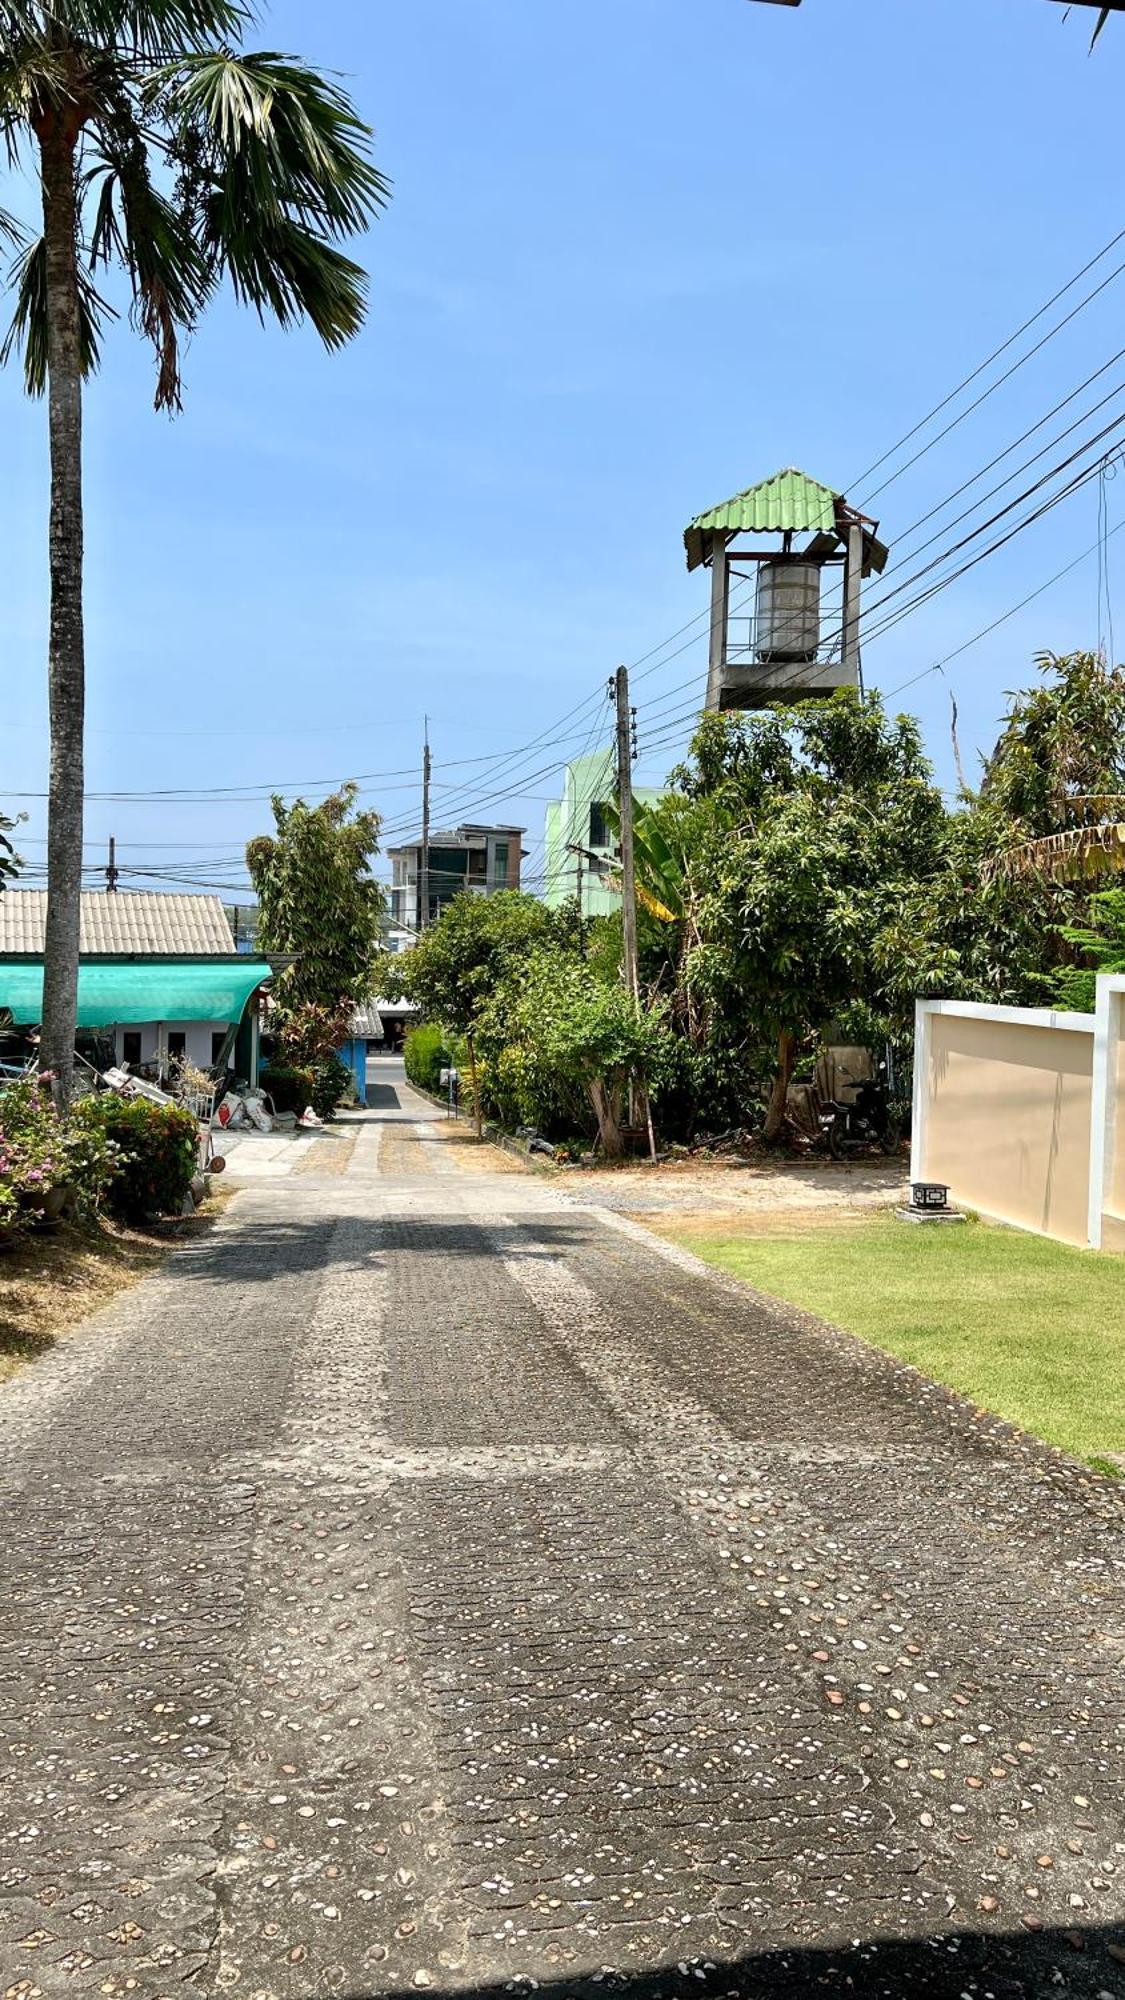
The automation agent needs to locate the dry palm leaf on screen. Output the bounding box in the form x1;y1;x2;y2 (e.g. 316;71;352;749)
987;821;1125;884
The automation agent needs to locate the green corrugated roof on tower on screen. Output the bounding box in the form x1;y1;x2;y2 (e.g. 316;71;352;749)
684;468;841;571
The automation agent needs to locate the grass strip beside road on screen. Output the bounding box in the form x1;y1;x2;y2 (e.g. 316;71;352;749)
0;1194;232;1387
663;1214;1125;1473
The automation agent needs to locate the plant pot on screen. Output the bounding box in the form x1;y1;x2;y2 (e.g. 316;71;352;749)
22;1183;77;1229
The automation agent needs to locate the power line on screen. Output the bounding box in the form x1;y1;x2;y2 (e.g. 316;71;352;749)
15;236;1125;858
882;512;1125;703
850;223;1125;500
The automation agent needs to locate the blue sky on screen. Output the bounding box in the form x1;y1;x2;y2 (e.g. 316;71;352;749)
5;0;1125;898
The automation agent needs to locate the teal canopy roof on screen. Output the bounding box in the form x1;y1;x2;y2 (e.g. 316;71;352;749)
0;960;271;1029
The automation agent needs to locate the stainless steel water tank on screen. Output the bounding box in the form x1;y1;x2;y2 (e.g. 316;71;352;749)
755;559;822;664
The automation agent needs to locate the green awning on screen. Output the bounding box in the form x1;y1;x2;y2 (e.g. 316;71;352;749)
0;960;272;1029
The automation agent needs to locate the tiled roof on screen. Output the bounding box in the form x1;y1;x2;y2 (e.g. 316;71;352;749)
0;891;236;957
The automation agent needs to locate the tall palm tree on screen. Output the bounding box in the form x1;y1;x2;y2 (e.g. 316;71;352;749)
0;2;388;1102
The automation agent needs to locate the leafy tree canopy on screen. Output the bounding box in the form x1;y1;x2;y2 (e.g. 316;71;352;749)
477;946;675;1158
246;784;384;1052
885;652;1125;1009
981;650;1125;836
396;890;566;1038
649;692;947;1131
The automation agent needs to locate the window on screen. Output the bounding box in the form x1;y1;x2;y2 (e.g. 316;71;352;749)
212;1031;229;1066
494;841;509;885
122;1031;142;1067
589;803;608;850
167;1031;187;1062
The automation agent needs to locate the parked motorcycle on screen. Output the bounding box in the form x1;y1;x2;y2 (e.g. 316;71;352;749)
821;1064;902;1160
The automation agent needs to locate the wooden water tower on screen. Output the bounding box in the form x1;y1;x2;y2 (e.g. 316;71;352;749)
684;468;889;712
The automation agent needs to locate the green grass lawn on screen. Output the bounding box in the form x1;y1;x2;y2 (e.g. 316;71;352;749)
671;1215;1125;1472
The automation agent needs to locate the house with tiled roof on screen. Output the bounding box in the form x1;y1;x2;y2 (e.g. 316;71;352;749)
0;890;273;1081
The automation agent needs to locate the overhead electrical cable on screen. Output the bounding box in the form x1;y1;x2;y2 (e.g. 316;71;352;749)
849;223;1125;500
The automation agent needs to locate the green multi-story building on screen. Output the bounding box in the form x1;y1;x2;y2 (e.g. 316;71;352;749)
544;753;664;917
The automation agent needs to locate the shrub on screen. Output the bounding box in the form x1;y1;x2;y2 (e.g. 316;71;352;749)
404;1023;450;1095
261;1057;349;1120
309;1054;351;1121
78;1094;199;1221
0;1075;117;1229
261;1064;315;1115
0;1179;19;1233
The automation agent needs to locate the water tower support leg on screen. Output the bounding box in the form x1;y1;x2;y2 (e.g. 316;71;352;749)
842;522;864;696
704;544;731;712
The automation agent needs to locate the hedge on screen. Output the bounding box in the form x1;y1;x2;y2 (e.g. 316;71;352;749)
404;1023;450;1095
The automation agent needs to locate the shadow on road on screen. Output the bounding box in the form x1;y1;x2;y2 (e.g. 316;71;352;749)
361;1082;414;1112
347;1924;1125;2000
171;1212;590;1284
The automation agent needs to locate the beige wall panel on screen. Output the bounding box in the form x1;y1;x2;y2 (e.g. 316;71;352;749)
1101;1211;1125;1255
922;1014;1093;1247
1112;1015;1125;1221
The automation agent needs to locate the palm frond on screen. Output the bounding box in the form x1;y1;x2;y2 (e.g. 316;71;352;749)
86;104;210;407
986;822;1125;885
1091;7;1113;46
0;42;70;165
27;3;250;56
216;210;368;346
167;50;389;234
1;234;113;393
159;49;387;349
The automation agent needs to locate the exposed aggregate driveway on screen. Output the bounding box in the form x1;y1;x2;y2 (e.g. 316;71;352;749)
1;1064;1124;2000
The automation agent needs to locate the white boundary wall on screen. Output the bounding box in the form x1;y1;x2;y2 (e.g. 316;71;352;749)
911;975;1125;1251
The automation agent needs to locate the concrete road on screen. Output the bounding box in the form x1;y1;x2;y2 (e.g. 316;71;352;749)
1;1062;1123;1999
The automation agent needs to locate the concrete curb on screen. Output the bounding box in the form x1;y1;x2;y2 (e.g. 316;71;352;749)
408;1083;556;1171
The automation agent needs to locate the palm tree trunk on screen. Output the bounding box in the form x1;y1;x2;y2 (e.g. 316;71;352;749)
38;118;85;1108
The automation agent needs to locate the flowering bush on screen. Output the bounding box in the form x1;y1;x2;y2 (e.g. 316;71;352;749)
76;1094;199;1222
0;1075;117;1230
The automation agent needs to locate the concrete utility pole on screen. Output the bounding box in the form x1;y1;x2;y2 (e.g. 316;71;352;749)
613;666;657;1160
420;722;432;932
613;666;639;1001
